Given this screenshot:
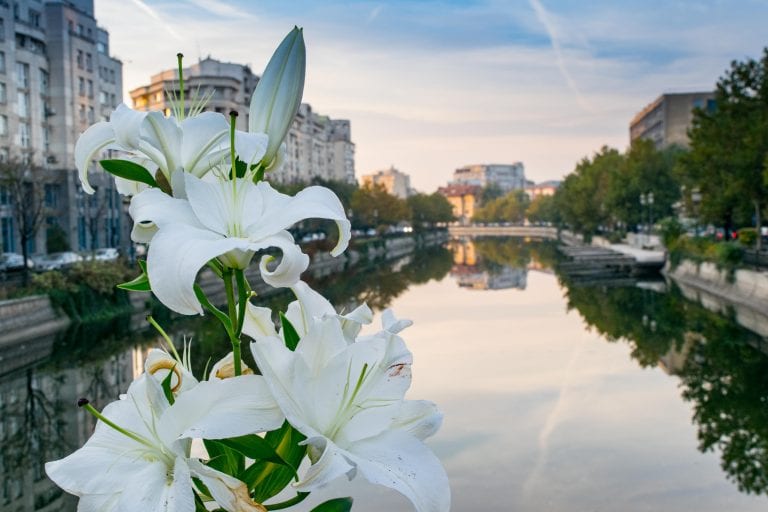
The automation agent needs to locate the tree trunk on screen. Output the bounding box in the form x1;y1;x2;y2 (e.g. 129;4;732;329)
755;200;763;252
20;233;29;287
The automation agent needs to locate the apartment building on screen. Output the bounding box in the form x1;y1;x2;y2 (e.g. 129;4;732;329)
131;57;356;185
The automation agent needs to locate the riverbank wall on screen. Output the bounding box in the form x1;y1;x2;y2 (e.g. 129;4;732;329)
0;231;449;347
664;259;768;338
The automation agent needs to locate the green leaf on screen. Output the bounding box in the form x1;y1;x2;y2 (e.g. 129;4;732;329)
100;159;158;188
218;435;293;469
280;313;300;351
160;366;175;405
194;284;234;336
242;422;307;502
204;439;244;476
309;498;353;512
234;158;248;178
118;259;151;291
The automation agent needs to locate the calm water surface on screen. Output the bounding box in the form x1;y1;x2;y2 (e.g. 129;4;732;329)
3;237;767;511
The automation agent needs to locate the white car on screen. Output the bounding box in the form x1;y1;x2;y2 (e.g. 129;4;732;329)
0;252;32;271
93;248;119;261
33;252;83;271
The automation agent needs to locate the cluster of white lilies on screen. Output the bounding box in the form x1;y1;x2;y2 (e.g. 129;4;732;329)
44;28;449;512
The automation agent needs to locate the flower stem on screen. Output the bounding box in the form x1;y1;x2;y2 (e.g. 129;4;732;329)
78;399;155;450
177;53;185;120
147;315;182;362
223;269;242;376
265;492;310;510
235;269;248;337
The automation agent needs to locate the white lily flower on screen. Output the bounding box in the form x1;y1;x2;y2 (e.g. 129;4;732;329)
242;281;372;344
75;103;267;195
249;27;305;169
144;347;199;394
45;372;283;512
249;314;450;512
129;173;351;315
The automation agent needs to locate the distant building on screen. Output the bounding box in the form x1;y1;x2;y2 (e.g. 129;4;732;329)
131;59;356;185
361;166;411;199
438;183;480;225
0;0;127;255
452;163;526;192
525;180;561;199
629;92;715;149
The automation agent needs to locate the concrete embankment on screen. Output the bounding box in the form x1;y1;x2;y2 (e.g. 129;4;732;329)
665;260;768;338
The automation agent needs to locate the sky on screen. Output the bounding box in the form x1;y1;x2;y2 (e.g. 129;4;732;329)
95;0;768;192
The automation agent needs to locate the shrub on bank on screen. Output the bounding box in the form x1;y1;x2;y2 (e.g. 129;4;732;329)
32;260;135;321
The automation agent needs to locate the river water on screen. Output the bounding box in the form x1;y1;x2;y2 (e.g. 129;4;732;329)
2;237;767;511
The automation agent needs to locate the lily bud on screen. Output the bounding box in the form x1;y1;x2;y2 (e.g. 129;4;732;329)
249;26;305;169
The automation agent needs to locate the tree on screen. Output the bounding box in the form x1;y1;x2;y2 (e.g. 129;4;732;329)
526;194;558;225
0;160;52;285
407;192;455;227
350;183;411;228
472;190;529;224
681;48;768;249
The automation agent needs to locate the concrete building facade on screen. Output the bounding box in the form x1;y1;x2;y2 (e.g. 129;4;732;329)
452;163;526;192
361;166;411;199
629;92;715;149
525;180;561;199
0;0;126;256
131;58;356;185
438;183;480;225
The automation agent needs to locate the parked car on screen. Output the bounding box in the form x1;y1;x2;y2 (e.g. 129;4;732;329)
0;252;32;271
83;247;120;261
33;251;83;271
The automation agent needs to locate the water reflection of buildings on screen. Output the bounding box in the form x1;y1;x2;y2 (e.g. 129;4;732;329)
450;238;528;291
0;339;143;511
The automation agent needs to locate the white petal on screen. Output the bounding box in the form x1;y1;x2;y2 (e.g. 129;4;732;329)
250;337;322;439
129;188;203;243
146;224;248;315
291;280;335;327
188;460;266;512
241;303;278;340
180;112;229;175
346;430;450;512
78;493;120;512
208;351;255;379
284;300;306;338
247;183;351;256
141;112;183;175
294;436;355;492
382;309;413;334
391;400;443;441
115;456;194;512
74;121;116;194
184;173;238;236
110;103;147;148
158;375;283;443
234;131;269;167
115;176;148;196
258;232;310;288
340;303;374;342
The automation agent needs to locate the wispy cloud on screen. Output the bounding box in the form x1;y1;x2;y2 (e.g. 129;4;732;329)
128;0;184;41
527;0;591;111
366;4;384;24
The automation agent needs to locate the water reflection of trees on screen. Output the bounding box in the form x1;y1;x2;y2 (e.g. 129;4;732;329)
562;282;768;495
457;237;558;272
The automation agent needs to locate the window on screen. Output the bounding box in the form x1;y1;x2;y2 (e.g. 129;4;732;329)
76;49;83;69
0;185;9;205
16;91;28;117
87;79;93;98
0;82;5;104
0;52;5;73
86;52;92;71
109;69;115;83
1;217;14;252
99;90;107;103
43;126;50;152
87;106;94;123
78;76;85;96
44;184;60;208
39;69;48;95
110;93;116;107
15;62;28;88
0;18;5;40
29;10;40;28
19;122;29;147
97;41;106;54
0;115;6;136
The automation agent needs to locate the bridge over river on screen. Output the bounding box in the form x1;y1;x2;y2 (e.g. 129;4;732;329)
448;225;558;239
